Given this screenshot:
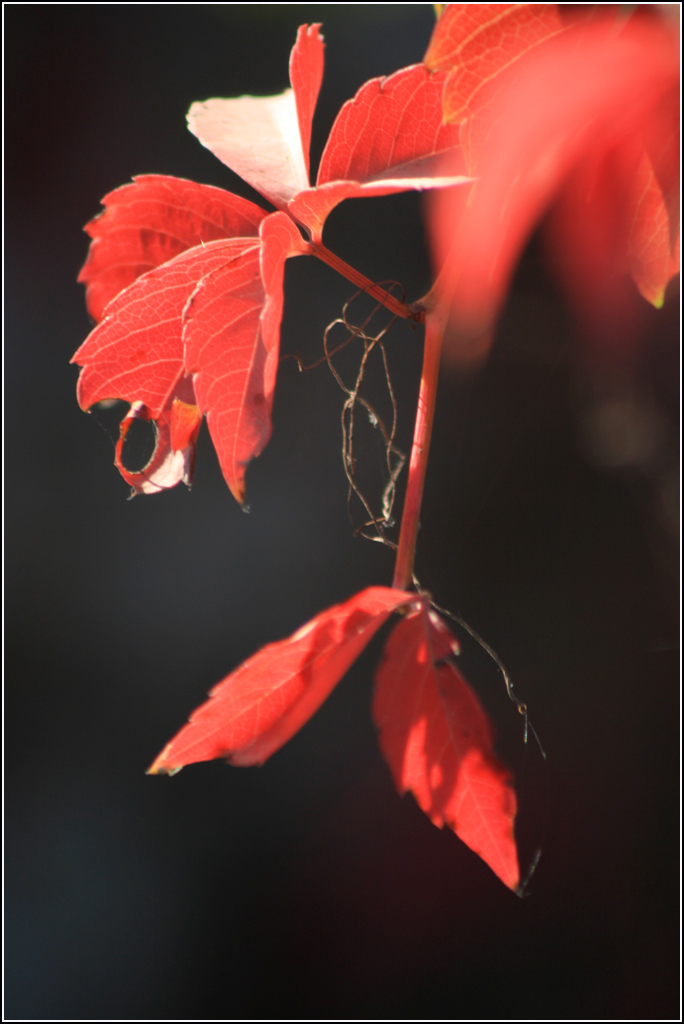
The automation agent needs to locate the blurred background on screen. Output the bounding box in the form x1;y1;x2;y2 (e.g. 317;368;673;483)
6;4;679;1019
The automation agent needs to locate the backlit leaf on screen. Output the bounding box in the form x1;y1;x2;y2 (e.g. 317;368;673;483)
113;387;201;496
73;238;266;496
373;603;519;890
289;63;468;241
289;23;325;183
78;175;266;322
73;239;254;418
148;586;414;773
628;158;680;308
187;24;325;208
183;212;308;503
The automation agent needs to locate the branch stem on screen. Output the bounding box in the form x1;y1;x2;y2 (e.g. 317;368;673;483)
311;242;423;323
392;309;445;590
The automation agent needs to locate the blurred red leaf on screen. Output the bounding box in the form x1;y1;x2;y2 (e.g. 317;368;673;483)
373;603;519;890
625;151;680;310
545;126;680;338
427;12;680;344
148;586;413;773
424;3;563;172
78;175;266;322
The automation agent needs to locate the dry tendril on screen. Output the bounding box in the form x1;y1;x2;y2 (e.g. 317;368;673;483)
322;285;407;546
282;284;407;545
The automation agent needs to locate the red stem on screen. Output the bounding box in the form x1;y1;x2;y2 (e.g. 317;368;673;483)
311;242;423;323
392;309;445;590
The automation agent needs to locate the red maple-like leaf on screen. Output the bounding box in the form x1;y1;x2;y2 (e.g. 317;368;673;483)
75;22;469;497
426;6;679;344
148;586;413;773
373;601;520;891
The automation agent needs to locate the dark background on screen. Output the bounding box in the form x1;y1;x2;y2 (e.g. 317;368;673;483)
6;4;679;1020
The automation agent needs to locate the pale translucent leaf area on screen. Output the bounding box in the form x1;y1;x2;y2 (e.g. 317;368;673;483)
188;90;309;209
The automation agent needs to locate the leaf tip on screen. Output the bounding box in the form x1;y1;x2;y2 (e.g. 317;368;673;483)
146;744;183;776
226;474;247;507
146;764;183;777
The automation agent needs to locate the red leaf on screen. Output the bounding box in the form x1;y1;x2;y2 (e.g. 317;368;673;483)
425;3;563;172
547;73;680;320
73;238;256;418
183;212;308;503
373;603;519;890
627;151;680;308
187;24;325;209
543;131;679;338
316;64;461;186
148;586;413;773
73;237;262;495
289;23;325;183
186;23;468;244
78;175;266;322
74;210;307;500
429;16;680;342
289;64;469;241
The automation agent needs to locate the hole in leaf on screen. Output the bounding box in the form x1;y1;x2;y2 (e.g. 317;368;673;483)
119;414;156;472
